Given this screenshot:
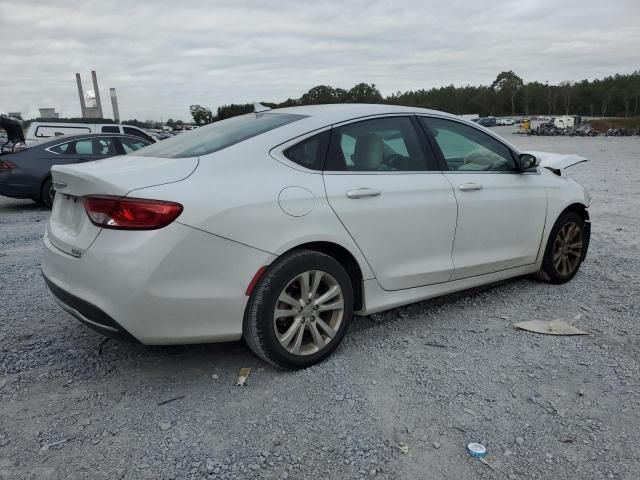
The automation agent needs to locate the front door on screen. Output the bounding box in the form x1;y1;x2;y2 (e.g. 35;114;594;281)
419;116;547;279
322;116;458;291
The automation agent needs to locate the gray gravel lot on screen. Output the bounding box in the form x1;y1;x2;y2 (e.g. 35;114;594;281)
1;128;639;479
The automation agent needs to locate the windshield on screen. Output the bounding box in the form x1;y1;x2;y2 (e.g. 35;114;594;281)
135;112;307;158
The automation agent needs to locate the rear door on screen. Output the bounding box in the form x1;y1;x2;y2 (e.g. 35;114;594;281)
323;115;458;291
419;116;547;279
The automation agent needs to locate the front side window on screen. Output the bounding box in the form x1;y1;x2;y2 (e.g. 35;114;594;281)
101;126;120;133
136;113;307;159
283;130;330;170
119;136;151;154
420;117;516;172
326;116;429;172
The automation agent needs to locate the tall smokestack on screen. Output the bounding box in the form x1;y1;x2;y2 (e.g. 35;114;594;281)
76;73;87;118
110;88;120;123
91;70;103;118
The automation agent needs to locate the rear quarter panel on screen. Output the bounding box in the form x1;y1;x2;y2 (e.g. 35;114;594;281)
129;138;375;280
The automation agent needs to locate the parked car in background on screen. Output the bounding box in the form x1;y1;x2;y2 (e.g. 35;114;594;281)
0;133;152;207
475;116;497;127
496;118;515;126
25;122;156;144
42;104;591;369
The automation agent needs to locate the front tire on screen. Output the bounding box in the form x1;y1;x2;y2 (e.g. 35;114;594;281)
41;177;55;208
540;211;586;284
243;250;354;369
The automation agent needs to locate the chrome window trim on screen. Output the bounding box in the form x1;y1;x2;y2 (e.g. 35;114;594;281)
44;135;140;155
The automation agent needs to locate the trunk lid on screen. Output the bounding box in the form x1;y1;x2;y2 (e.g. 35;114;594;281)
47;155;198;257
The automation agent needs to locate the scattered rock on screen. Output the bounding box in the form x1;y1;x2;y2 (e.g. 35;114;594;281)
158;422;172;431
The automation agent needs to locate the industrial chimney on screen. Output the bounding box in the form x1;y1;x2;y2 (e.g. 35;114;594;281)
91;70;104;118
110;88;120;123
76;73;87;117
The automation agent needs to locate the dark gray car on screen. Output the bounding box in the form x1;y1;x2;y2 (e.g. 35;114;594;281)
0;133;152;207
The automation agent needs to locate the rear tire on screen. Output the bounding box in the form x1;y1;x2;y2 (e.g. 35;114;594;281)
243;250;354;369
540;211;586;284
41;177;55;208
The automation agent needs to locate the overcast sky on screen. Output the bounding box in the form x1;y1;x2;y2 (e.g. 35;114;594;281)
1;0;638;121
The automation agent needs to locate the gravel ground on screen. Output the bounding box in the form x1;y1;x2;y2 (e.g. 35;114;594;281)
1;129;639;479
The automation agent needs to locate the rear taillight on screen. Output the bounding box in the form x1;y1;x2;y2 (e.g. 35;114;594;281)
0;159;17;170
83;195;183;230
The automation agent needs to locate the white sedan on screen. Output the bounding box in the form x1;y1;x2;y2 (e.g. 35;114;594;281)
42;104;591;368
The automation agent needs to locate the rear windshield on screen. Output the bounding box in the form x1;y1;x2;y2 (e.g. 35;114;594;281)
136;112;306;158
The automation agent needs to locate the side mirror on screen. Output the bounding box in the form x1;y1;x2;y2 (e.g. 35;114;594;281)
518;153;540;171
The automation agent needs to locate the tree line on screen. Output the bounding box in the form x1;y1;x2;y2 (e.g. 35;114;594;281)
190;70;640;125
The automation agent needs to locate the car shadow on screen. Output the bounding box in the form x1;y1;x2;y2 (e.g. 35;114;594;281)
87;276;536;377
350;276;535;334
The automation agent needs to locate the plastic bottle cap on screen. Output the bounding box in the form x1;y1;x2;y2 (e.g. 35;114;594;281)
467;443;487;458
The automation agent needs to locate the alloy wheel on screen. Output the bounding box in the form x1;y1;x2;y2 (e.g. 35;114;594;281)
273;270;344;356
553;221;583;276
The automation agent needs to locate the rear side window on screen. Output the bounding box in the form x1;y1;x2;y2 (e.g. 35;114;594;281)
283;131;330;170
101;126;120;133
136;112;307;159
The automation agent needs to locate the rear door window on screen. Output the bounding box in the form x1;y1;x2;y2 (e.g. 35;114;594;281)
101;126;120;133
325;116;432;171
74;139;94;155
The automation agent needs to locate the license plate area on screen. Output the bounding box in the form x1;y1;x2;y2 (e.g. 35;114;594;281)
48;194;101;256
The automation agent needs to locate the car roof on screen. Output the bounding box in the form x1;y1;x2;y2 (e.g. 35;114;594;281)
273;103;456;124
255;103;521;154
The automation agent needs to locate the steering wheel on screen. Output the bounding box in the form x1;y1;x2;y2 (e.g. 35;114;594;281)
383;154;409;170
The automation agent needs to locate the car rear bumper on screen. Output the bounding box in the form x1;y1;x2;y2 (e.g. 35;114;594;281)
44;274;139;342
42;222;275;344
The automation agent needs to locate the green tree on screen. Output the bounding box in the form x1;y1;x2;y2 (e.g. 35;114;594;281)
190;104;214;125
491;71;524;116
300;85;342;105
347;83;383;103
217;103;253;120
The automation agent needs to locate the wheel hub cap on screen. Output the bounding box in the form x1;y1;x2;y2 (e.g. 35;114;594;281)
273;270;344;356
553;221;583;276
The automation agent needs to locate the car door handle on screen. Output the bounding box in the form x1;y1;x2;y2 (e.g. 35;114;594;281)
458;183;483;191
346;188;382;199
